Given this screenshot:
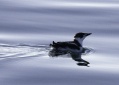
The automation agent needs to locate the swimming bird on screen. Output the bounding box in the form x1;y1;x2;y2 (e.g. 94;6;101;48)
50;32;92;65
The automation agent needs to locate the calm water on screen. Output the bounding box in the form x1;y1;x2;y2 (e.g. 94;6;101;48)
0;0;119;85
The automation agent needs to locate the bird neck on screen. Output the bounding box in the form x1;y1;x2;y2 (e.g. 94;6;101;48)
74;38;84;46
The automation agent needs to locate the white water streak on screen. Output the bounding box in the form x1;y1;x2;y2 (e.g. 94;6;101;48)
4;0;119;8
0;45;49;59
41;2;119;8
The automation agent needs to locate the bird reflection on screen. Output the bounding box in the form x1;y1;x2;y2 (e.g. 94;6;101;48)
49;32;92;67
49;47;90;67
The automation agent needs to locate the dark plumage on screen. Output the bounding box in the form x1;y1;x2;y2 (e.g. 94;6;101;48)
49;32;92;66
52;40;80;50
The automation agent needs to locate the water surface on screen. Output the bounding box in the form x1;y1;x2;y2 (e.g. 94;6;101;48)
0;0;119;85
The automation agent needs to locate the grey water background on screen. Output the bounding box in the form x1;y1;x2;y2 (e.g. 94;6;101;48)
0;0;119;85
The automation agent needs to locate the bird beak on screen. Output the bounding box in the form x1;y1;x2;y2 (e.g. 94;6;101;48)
86;33;92;36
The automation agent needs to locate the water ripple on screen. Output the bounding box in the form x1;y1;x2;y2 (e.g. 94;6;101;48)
0;44;50;59
0;44;94;59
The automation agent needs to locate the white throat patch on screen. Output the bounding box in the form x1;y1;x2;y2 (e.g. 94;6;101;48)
75;38;85;46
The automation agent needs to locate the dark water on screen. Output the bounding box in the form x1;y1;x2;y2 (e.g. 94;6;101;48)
0;0;119;85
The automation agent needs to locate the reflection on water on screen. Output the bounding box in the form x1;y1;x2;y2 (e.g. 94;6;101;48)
49;47;93;66
0;0;119;85
0;43;93;67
